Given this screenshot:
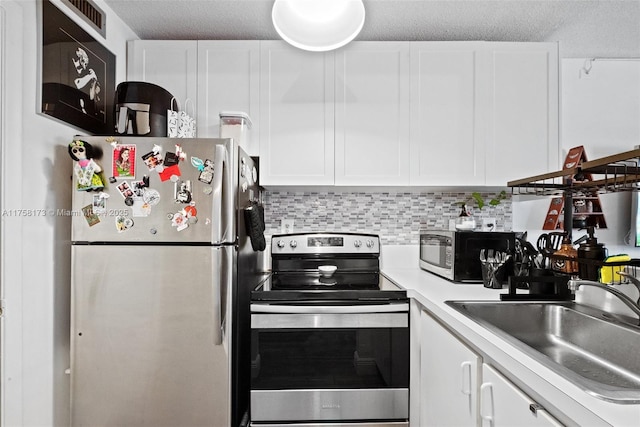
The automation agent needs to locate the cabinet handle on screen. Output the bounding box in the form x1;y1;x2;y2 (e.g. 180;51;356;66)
460;361;472;395
480;382;494;427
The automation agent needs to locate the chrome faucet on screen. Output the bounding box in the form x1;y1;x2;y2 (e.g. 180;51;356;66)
568;278;640;326
617;271;640;305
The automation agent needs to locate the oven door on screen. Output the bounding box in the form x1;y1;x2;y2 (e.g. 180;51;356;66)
250;303;409;424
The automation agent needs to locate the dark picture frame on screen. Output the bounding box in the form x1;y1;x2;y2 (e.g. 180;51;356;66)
40;0;115;134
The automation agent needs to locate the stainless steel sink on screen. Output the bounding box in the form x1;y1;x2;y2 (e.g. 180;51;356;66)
445;300;640;403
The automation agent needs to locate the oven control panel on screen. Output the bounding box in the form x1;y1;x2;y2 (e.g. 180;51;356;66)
271;233;380;255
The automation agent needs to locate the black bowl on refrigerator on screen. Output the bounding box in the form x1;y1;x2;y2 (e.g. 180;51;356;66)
113;81;176;136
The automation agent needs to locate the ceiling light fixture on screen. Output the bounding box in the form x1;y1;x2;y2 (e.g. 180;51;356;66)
272;0;365;52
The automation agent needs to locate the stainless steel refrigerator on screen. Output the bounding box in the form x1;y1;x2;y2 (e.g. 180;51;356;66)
69;136;263;426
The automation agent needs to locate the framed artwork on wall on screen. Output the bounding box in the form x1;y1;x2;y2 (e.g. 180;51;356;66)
40;0;115;134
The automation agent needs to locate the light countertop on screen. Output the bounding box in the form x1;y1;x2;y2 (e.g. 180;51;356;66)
381;245;640;427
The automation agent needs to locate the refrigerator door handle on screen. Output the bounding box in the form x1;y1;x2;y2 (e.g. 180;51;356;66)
212;248;223;345
212;143;233;244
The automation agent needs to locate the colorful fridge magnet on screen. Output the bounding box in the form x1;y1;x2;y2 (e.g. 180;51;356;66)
175;144;186;161
112;144;136;179
115;215;134;233
184;204;197;219
81;204;100;227
68;140;105;191
170;210;189;231
142;149;163;171
158;164;181;182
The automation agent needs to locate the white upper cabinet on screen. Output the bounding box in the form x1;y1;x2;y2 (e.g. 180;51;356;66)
485;42;559;186
410;41;559;187
410;42;485;185
197;41;260;154
259;41;335;186
128;40;558;187
335;42;411;185
127;40;198;106
127;40;260;155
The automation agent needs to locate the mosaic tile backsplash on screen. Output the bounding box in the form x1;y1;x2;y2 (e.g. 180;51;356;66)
264;191;513;245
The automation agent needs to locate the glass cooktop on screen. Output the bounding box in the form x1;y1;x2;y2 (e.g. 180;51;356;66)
251;272;407;302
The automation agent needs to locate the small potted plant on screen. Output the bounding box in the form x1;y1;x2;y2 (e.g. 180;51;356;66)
456;191;507;230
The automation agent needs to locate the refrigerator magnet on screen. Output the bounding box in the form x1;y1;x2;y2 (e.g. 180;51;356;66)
175;144;186;161
112;144;136;179
92;194;106;215
142;188;161;206
191;156;205;171
115;215;134;233
131;179;148;197
158;164;181;182
174;180;192;204
164;151;179;167
81;204;100;227
116;181;134;199
197;159;214;184
131;198;151;217
142;150;163;171
170;211;188;231
183;204;197;218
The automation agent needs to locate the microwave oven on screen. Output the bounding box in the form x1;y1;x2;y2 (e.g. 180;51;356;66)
419;230;516;283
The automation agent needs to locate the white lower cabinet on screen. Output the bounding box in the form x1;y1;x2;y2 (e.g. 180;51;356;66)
419;309;479;426
480;363;561;427
415;307;562;427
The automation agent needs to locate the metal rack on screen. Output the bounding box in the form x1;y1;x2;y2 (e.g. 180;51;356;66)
508;148;640;238
507;148;640;196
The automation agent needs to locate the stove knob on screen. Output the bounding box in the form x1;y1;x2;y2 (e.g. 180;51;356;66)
277;240;285;249
366;239;375;248
289;240;298;248
354;240;362;248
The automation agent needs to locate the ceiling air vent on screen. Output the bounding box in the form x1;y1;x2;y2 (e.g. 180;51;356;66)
61;0;106;38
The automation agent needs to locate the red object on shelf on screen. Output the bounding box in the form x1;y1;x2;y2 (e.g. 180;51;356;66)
542;146;607;230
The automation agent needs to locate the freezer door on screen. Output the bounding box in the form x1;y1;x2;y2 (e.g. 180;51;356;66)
70;136;235;244
70;244;233;426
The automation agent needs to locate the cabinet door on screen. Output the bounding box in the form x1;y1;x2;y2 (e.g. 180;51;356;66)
335;42;410;185
410;42;486;185
127;40;198;106
481;363;561;427
197;41;260;155
484;42;559;186
259;41;335;186
420;310;479;426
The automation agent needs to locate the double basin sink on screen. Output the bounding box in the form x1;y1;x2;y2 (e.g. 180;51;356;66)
446;300;640;403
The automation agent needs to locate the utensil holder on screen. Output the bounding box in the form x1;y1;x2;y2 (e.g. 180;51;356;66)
481;262;507;289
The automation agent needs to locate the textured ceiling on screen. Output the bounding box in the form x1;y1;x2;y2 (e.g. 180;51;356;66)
103;0;640;57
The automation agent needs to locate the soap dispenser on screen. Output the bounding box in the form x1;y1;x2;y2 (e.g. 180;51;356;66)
577;226;607;281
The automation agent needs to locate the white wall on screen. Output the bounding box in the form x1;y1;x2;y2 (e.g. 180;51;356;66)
2;1;136;425
513;58;640;256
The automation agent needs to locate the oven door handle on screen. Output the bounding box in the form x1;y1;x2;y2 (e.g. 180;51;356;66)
250;303;409;314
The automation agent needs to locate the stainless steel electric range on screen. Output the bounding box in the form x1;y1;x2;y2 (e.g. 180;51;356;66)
250;233;409;427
